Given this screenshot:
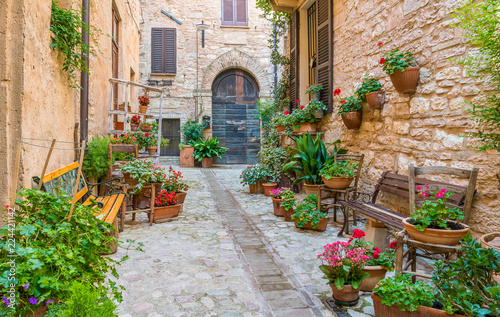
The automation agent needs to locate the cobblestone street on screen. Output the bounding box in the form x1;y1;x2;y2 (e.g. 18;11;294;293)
111;166;377;317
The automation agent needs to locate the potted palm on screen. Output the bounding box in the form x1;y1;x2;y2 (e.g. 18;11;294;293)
291;194;329;231
337;96;363;130
151;190;181;220
355;76;385;109
380;49;420;93
240;164;270;194
403;185;470;245
319;159;359;189
138;95;149;113
192;136;228;168
269;187;295;217
318;240;370;306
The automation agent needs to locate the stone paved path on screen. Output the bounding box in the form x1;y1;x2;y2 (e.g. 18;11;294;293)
110;166;377;317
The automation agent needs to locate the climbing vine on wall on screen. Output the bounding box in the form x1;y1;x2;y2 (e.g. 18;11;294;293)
50;1;102;88
256;0;290;67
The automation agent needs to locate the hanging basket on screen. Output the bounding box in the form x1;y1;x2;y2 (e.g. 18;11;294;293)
341;111;362;130
389;67;420;93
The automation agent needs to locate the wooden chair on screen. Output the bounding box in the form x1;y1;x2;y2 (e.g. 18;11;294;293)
395;164;479;279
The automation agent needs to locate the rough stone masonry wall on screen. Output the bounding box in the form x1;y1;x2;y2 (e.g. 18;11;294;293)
318;0;500;234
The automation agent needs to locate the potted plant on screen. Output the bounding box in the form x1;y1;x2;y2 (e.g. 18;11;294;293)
319;159;359;189
305;82;323;101
269;187;295;217
144;133;170;156
349;229;396;292
355;76;385;109
151;190;181;220
263;182;278;196
281;197;296;221
318;240;370;306
139;121;153;132
290;105;318;133
403;185;470;245
291;194;329;231
258;145;290;187
83;135;111;184
240;164;270;194
308;100;328;119
117;159;165;193
130;115;141;131
192;137;228;168
163;166;189;204
179;120;205;167
337;96;363;130
138;95;149;113
380;48;420;93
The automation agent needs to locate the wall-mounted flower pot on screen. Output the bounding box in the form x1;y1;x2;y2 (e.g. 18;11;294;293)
147;146;157;155
389;67;421;93
403;218;470;246
271;198;285;217
249;181;264;194
341;111;362;130
115;121;124;130
130;123;139;131
366;91;385;109
294;216;329;232
139;105;148;113
310;92;320;101
313;109;324;119
180;146;195;167
140;125;153;132
330;283;359;306
360;266;387;292
322;176;354;189
293;122;317;133
202;157;213;168
263;183;278;197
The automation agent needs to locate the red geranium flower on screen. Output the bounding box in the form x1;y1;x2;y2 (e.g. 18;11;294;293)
284;111;290;115
340;100;347;104
379;58;386;64
389;240;397;250
333;89;341;96
295;99;298;104
377;42;383;46
352;229;365;239
145;133;149;137
300;105;305;109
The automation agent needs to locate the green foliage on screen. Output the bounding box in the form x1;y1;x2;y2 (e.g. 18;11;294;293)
47;282;117;317
240;164;271;185
350;236;396;271
83;135;111;180
319;159;359;179
181;120;205;145
0;190;123;316
410;187;464;231
453;0;500;152
305;83;323;94
432;234;500;317
307;100;327;112
117;159;165;193
355;76;383;102
258;146;290;183
192;137;228;161
50;1;101;88
337;96;363;115
257;98;280;122
291;194;327;228
283;133;347;185
373;274;434;311
381;49;416;75
269;187;294;200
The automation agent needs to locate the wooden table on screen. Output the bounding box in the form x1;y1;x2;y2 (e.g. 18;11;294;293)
118;183;161;231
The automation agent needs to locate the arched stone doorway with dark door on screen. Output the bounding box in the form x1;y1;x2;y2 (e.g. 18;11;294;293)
212;69;260;164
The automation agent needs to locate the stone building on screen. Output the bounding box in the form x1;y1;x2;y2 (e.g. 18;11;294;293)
1;0;141;207
271;0;500;234
139;0;275;164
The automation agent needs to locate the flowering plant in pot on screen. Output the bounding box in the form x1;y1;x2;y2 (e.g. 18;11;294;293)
319;159;359;189
305;82;323;101
290;105;318;133
308;100;328;119
355;75;385;109
117;159;165;193
144;133;170;156
291;194;328;231
269;187;294;217
380;47;420;93
240;164;271;194
163;166;189;204
318;240;370;306
130;115;141;131
138;95;149;113
139;121;153;132
404;185;470;245
111;133;137;145
337;96;363;130
349;229;396;292
151;190;181;220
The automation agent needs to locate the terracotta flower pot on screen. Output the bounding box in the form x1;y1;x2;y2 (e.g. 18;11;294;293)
140;125;153;132
122;172;138;187
202;157;213;168
360;266;387;292
322;176;354;189
271;198;285;217
330;284;360;306
366;91;385;109
263;183;278;196
174;191;187;204
117;104;125;111
180;146;195;167
249;181;264;194
294;216;329;232
115;121;124;130
128;105;132;112
372;293;419;317
479;232;500;251
284;207;294;222
403;218;470;246
139;105;148;114
277;125;285;133
341;111;362;130
303;183;321;196
389;67;421;94
293;122;317;133
147;146;157;155
130;123;139;131
151;204;181;221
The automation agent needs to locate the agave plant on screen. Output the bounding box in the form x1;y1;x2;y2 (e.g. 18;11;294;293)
192;137;228;162
282;133;347;185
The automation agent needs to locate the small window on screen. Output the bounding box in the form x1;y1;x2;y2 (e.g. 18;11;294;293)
151;28;177;74
222;0;248;26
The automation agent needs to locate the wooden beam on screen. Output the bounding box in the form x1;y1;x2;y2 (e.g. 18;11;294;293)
68;141;86;222
109;78;164;92
37;139;56;190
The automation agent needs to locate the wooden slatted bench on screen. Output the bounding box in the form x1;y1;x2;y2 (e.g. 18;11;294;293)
340;171;471;231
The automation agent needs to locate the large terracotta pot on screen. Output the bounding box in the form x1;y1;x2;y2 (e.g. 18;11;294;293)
130;123;139;131
202;157;213;168
122;172;139;187
147;146;157;155
115;121;124;130
341;111;362;130
151;204;181;221
366;91;385;109
180;146;195;167
303;183;321;196
277;125;285;133
294;216;329;232
271;198;285;217
249;181;264;194
372;293;419;317
174;191;187;204
139;105;148;113
330;284;360;306
322;176;354;189
293;122;317;133
284;207;294;222
479;232;500;286
389;67;421;94
360;266;387;292
403;218;470;246
140;124;153;132
263;183;278;197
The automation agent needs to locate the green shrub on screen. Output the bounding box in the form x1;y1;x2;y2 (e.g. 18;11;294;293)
373;274;433;312
181;120;205;145
83;135;110;180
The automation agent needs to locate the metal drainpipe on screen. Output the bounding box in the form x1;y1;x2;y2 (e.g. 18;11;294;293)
80;0;90;143
273;23;278;88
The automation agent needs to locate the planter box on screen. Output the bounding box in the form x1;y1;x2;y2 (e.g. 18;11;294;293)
174;191;187;204
180;146;195;167
292;122;317;133
152;204;182;221
371;293;466;317
249;181;264;194
294;216;328;232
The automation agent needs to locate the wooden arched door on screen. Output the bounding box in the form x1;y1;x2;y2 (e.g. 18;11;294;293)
212;69;260;164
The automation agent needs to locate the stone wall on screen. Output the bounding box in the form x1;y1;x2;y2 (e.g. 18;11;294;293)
315;0;500;234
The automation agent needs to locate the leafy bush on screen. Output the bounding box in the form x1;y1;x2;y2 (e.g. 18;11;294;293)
305;83;323;94
181;120;205;145
373;274;433;311
258;146;290;183
337;96;363;115
240;164;271;185
291;194;327;228
193;137;228;161
83;135;110;180
355;76;382;102
319;159;359;179
117;159;165;192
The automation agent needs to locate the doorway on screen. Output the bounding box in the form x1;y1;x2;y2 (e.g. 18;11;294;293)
161;119;180;156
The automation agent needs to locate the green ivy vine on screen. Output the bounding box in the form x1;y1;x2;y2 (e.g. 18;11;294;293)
256;0;290;67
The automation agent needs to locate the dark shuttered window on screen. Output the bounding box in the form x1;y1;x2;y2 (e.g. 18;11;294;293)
222;0;248;26
289;10;300;109
151;28;177;74
316;0;333;112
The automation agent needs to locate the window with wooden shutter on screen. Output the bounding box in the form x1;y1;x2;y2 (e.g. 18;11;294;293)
151;28;177;74
289;10;300;109
222;0;248;26
316;0;333;112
